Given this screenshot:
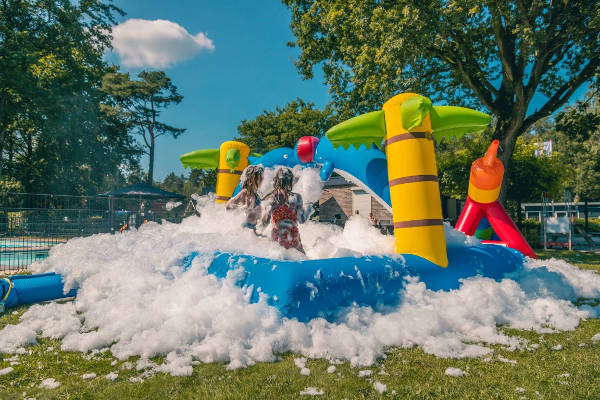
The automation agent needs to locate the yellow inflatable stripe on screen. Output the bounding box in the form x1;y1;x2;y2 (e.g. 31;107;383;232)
468;182;501;204
393;224;447;262
386;138;438;178
390;181;443;221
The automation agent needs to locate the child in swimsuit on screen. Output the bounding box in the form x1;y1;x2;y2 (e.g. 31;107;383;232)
261;167;311;252
226;165;264;231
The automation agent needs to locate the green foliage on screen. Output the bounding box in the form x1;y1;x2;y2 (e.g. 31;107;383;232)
574;218;600;233
102;71;185;183
540;97;600;201
159;169;217;197
283;0;600;201
437;133;563;222
436;133;490;199
0;177;23;192
0;0;141;195
520;219;542;249
504;136;564;218
236;99;335;152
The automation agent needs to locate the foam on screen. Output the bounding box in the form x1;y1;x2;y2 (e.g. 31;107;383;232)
0;184;597;375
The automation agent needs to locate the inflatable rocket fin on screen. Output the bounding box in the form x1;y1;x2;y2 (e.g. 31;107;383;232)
180;149;220;170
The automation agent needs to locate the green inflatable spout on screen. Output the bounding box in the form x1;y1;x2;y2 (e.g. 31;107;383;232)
180;149;220;170
326;110;386;149
225;148;241;172
430;106;492;141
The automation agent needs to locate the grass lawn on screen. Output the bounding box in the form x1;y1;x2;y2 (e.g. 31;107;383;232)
0;251;598;399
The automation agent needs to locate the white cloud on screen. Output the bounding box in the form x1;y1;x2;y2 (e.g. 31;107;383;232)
111;19;214;68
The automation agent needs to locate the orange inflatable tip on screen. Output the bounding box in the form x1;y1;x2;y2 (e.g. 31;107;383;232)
483;140;499;167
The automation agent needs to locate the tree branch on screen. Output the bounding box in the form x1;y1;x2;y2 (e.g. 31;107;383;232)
524;18;569;104
433;47;496;111
488;2;520;104
524;58;600;127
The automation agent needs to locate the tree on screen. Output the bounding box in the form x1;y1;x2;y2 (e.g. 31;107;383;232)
538;94;600;230
0;0;141;194
284;0;600;202
437;134;563;222
236;98;334;152
437;135;488;200
159;169;216;196
504;137;563;224
102;71;185;183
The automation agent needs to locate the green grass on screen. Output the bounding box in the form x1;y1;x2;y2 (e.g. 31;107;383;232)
536;249;600;273
0;252;599;399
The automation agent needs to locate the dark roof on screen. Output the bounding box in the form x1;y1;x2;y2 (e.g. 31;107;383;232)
100;183;186;199
323;175;353;188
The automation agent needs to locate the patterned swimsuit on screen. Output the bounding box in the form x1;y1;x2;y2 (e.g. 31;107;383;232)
270;202;302;251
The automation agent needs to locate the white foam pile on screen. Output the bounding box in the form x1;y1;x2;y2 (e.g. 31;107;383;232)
0;168;598;376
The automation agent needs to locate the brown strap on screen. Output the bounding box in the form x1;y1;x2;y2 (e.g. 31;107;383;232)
216;195;231;201
384;132;430;146
394;219;443;229
217;169;242;175
389;175;438;186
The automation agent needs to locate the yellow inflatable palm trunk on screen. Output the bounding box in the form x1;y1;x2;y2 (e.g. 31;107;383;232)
382;94;445;266
326;93;491;267
180;141;250;203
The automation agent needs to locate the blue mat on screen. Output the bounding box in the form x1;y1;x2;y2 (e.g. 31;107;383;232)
182;244;524;321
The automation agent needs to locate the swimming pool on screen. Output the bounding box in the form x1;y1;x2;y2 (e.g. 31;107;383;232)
0;239;62;249
0;249;49;267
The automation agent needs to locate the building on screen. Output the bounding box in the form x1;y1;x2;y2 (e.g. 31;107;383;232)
319;176;393;229
318;176;464;229
522;202;600;221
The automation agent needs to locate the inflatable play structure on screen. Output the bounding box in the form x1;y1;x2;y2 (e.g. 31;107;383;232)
0;273;77;312
0;93;536;321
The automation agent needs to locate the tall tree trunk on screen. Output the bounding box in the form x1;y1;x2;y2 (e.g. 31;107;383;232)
494;112;526;205
22;130;33;189
584;199;589;233
148;133;155;184
0;132;4;178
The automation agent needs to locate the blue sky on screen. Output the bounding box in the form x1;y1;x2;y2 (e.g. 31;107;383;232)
109;1;589;181
109;0;330;180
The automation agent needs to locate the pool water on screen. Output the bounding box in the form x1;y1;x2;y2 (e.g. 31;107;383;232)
0;239;57;248
0;250;49;267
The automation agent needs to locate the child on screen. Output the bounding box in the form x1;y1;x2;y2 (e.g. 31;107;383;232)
261;167;311;252
226;165;264;231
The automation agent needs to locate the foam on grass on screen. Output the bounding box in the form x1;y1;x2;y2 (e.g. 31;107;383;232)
0;187;598;375
445;367;467;377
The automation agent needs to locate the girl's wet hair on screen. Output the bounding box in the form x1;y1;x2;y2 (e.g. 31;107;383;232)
241;165;264;192
273;167;294;191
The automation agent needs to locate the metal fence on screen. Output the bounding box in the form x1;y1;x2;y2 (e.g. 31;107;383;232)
0;193;186;273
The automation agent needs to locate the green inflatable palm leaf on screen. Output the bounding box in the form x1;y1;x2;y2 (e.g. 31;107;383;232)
430;106;491;141
180;149;220;170
400;95;433;131
326;110;386;149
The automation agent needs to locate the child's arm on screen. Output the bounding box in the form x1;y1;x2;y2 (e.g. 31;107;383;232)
226;189;247;210
296;194;312;224
260;195;273;226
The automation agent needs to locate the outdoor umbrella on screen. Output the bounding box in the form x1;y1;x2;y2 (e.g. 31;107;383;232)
100;183;185;199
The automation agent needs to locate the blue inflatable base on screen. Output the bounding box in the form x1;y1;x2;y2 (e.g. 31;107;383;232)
182;244;524;322
0;273;77;309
